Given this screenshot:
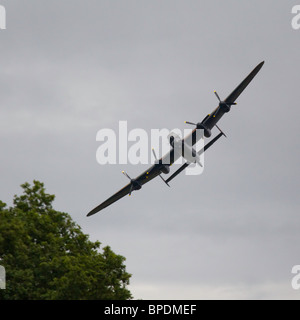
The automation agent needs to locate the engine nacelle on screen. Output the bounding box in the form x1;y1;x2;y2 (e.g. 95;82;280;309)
196;123;211;138
219;102;231;113
160;165;170;174
132;180;142;191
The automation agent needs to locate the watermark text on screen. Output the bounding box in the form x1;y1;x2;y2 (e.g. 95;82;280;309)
96;121;205;176
0;5;6;30
292;265;300;290
292;5;300;30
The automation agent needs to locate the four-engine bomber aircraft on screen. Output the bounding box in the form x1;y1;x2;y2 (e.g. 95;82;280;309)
87;61;264;217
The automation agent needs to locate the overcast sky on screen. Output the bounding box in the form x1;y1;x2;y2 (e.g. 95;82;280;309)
0;0;299;299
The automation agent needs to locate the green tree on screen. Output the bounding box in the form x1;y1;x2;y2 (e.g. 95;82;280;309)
0;181;132;300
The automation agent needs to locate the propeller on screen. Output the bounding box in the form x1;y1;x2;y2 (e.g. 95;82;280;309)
152;148;159;164
213;90;237;117
122;171;135;196
152;148;170;187
214;90;237;106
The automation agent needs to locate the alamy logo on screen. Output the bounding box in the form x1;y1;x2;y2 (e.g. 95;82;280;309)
292;5;300;30
0;265;5;289
96;121;205;176
0;5;6;30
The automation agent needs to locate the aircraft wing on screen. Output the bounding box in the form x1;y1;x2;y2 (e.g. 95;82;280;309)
203;61;264;130
165;62;265;184
86;164;161;216
86;183;132;216
224;61;265;104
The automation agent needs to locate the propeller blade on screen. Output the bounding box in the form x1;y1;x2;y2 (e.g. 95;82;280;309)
214;90;221;102
122;171;132;181
152;148;158;161
129;183;133;196
159;174;171;187
185;121;197;126
215;125;227;138
196;159;203;167
165;163;189;184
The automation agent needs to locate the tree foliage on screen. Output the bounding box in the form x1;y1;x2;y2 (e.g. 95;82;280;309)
0;181;132;300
